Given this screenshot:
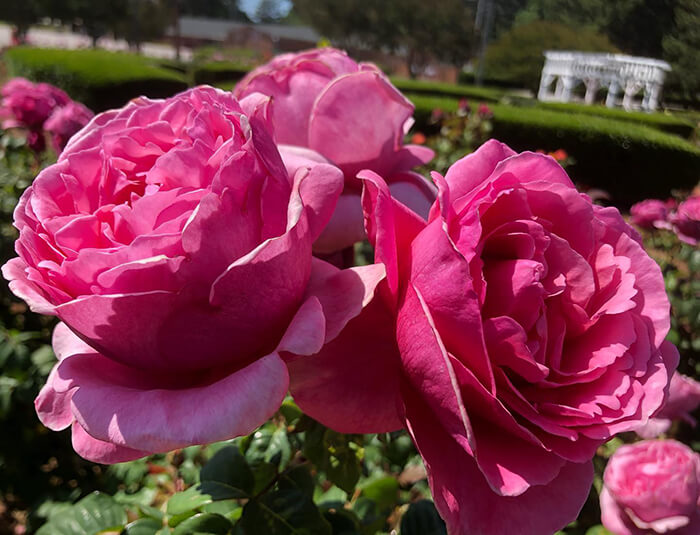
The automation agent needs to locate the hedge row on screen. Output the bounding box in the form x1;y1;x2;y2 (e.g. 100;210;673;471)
390;77;507;103
408;94;700;205
393;78;696;138
3;47;188;111
191;61;251;86
533;101;696;138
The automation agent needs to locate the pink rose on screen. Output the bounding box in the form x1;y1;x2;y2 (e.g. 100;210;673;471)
636;372;700;438
670;196;700;245
0;77;70;130
601;439;700;535
233;48;435;253
289;140;678;534
477;102;492;119
44;101;94;154
630;199;671;230
3;86;348;463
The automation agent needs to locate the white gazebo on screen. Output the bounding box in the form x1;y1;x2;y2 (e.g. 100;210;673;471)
537;51;671;112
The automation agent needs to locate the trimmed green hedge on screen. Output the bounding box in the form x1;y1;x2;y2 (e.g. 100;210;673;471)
192;61;251;86
408;94;700;205
390;78;506;103
395;78;695;138
534;101;696;138
3;47;188;111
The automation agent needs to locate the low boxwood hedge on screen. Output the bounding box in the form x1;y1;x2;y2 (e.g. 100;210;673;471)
192;61;251;86
408;94;700;205
533;101;696;138
390;77;507;103
3;47;188;111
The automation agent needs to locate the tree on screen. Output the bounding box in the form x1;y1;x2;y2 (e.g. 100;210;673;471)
484;20;618;90
178;0;249;20
663;0;700;101
253;0;291;23
0;0;46;42
294;0;475;77
513;0;678;58
112;0;172;53
491;0;529;38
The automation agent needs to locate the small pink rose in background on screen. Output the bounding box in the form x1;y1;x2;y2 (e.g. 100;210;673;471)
477;102;492;119
44;101;94;154
233;47;436;253
458;98;471;115
630;199;672;230
601;439;700;535
289;139;678;535
3;86;348;463
670;196;700;245
636;372;700;438
0;77;70;131
431;108;444;123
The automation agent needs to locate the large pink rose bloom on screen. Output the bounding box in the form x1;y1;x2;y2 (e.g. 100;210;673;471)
44;101;94;154
289;140;678;534
2;86;347;463
234;48;435;253
601;440;700;535
629;199;671;230
670;196;700;245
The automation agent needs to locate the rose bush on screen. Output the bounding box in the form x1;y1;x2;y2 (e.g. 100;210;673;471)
601;439;700;535
44;101;95;154
2;85;356;463
289;140;678;534
0;77;71;151
233;47;436;253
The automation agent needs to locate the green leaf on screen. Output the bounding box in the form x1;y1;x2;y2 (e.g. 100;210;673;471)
323;431;363;494
319;503;361;535
172;513;232;535
585;526;614;535
279;399;302;426
36;492;128;535
351;497;384;535
166;486;213;516
238;488;332;535
359;477;398;513
122;518;163;535
278;465;315;497
265;427;292;468
202;499;242;521
245;426;291;469
200;445;255;499
400;500;446;535
252;462;278;495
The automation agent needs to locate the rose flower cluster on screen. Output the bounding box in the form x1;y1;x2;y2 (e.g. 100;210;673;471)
2;49;685;535
0;77;93;154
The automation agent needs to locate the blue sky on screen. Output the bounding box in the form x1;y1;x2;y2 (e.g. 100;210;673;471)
238;0;293;21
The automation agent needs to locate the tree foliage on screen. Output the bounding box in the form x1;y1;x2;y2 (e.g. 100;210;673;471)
484;20;618;90
294;0;475;77
663;0;700;101
0;0;46;38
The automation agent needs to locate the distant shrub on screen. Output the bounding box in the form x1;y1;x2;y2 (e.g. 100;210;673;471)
484;21;618;91
409;93;700;204
192;61;251;86
3;47;188;111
